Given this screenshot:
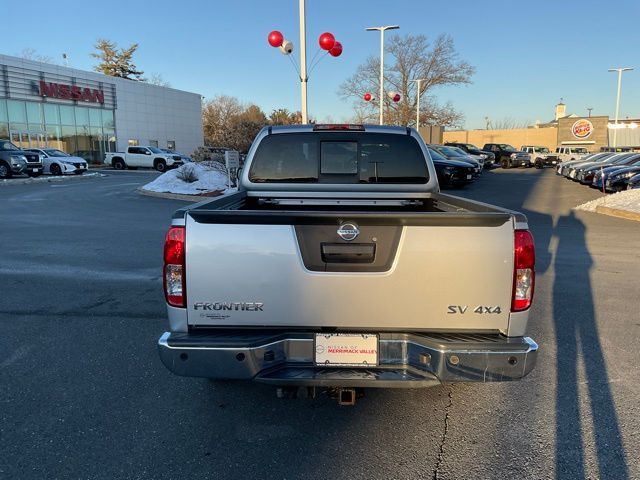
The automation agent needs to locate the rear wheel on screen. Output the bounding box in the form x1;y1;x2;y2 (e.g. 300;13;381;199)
112;158;126;170
155;159;167;172
50;163;62;176
0;162;12;179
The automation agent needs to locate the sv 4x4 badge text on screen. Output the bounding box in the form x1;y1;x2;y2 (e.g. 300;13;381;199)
447;305;503;314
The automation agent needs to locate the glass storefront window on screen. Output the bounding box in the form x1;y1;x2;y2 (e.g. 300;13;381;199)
167;140;176;150
46;125;63;151
26;102;43;126
89;108;102;127
75;107;89;128
60;105;75;126
60;125;77;153
2;99;116;160
0;100;7;123
7;100;27;123
104;129;116;152
102;110;115;129
43;104;60;125
10;122;28;133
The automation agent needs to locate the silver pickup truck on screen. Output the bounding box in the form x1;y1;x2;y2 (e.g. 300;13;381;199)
158;125;538;399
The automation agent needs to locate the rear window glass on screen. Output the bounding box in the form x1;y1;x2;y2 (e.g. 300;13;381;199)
249;132;428;184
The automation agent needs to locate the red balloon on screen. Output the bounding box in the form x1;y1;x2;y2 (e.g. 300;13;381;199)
268;30;284;47
329;41;343;57
363;92;372;102
393;93;401;103
319;32;336;51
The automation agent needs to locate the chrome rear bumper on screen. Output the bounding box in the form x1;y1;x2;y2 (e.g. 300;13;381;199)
158;331;538;388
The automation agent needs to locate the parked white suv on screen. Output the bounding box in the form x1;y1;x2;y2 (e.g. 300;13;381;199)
104;146;184;172
552;146;589;162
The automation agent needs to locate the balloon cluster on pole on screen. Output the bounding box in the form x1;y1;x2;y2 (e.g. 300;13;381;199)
267;30;293;55
387;91;401;103
318;32;343;57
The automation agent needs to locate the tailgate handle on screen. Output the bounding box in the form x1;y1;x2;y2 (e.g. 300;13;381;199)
321;243;376;264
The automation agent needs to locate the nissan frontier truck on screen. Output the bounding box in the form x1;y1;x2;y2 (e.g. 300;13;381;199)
158;124;538;402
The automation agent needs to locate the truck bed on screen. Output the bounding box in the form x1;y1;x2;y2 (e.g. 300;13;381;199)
174;191;526;335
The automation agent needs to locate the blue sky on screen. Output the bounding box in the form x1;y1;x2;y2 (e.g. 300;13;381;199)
4;0;640;128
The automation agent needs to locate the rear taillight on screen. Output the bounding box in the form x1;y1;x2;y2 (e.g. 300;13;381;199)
512;230;535;312
163;226;185;308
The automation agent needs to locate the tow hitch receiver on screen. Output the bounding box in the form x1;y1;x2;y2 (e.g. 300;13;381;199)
337;388;357;406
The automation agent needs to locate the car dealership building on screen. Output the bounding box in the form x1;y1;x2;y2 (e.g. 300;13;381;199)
0;54;203;163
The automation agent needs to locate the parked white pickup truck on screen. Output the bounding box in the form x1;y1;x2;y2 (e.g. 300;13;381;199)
158;125;538;402
104;146;184;172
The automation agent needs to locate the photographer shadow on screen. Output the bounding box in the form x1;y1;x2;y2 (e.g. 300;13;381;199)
552;210;628;479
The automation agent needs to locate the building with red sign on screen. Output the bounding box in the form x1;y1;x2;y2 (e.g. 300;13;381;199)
0;54;203;163
444;101;639;153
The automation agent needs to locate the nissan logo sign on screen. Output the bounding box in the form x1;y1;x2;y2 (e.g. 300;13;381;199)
337;223;359;241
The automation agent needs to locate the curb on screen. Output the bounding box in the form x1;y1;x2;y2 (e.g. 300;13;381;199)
0;172;105;186
136;187;212;202
595;205;640;222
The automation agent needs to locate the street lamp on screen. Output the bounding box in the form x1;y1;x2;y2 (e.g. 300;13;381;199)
411;78;426;129
366;25;399;125
608;67;633;147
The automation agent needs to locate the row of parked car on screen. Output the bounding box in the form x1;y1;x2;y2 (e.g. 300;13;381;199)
425;144;491;188
557;151;640;191
0;139;89;179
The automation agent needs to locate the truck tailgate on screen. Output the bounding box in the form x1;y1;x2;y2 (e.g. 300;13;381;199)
184;211;515;332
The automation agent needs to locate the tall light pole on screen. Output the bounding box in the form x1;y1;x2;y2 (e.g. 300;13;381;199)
411;78;426;129
366;25;399;125
608;67;633;147
299;0;308;124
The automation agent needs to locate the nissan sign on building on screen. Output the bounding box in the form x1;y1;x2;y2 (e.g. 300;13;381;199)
0;53;203;163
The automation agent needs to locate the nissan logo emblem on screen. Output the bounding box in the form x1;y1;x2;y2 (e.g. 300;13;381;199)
337;223;359;241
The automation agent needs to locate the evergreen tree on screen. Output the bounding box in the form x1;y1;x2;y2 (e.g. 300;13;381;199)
91;39;145;80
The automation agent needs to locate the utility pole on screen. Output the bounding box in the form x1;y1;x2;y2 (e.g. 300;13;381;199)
366;25;399;125
608;67;633;147
411;78;426;129
299;0;308;124
587;107;593;117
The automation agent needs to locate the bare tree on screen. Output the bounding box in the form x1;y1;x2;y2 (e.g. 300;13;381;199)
202;95;268;152
490;117;532;130
19;48;55;64
340;34;474;127
91;39;144;80
146;73;171;87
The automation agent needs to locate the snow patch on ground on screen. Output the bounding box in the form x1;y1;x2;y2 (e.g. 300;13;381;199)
574;188;640;213
141;162;236;196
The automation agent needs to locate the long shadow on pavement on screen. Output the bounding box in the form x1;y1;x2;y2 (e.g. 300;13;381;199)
552;211;629;479
457;169;629;478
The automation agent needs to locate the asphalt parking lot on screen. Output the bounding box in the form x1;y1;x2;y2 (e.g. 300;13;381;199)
1;168;638;479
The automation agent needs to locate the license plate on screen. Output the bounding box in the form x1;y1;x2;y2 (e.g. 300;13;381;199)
466;174;472;179
315;333;378;367
32;168;38;172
